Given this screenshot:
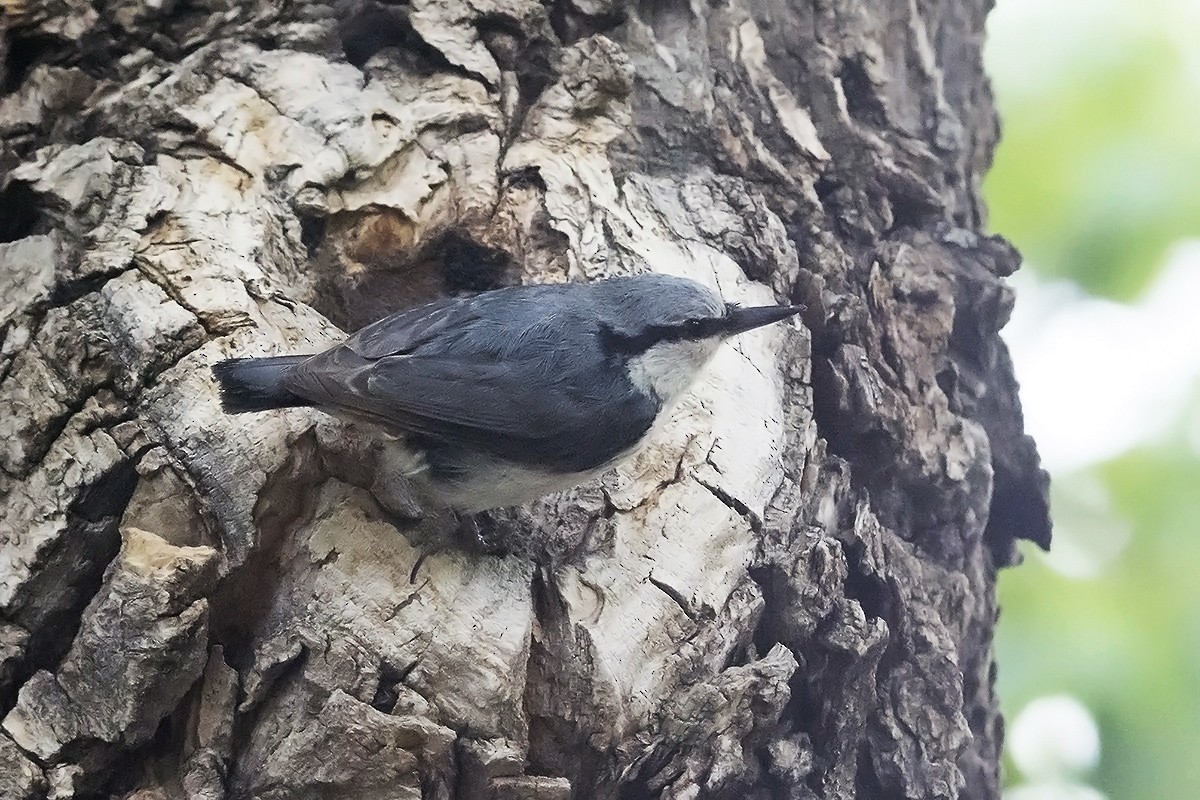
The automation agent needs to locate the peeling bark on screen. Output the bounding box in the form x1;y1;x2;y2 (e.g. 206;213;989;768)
0;0;1048;798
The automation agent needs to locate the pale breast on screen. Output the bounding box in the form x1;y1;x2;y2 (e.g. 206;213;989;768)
625;338;722;403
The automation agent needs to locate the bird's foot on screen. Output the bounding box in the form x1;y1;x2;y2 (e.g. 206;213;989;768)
452;511;512;557
371;471;425;523
403;510;516;583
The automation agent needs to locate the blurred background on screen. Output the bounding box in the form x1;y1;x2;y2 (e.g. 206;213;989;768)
983;0;1200;797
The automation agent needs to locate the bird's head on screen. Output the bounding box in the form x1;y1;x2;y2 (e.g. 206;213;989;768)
597;274;804;402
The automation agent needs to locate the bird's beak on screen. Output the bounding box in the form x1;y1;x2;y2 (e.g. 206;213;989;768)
721;304;805;336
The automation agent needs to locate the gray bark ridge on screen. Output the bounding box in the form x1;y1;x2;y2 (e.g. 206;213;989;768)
0;0;1048;798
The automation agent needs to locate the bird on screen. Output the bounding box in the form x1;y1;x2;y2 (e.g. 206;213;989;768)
212;273;803;514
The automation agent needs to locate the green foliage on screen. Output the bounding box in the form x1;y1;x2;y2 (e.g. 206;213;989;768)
998;441;1200;799
984;1;1200;300
985;2;1200;797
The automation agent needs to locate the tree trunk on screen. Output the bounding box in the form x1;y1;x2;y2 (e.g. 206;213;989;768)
0;0;1050;797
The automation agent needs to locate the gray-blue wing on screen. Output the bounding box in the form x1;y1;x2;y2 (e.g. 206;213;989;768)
346;297;464;359
285;338;656;472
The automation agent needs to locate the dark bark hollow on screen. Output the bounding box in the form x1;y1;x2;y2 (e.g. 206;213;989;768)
0;0;1049;798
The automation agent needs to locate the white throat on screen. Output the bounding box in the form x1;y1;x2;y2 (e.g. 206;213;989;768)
627;337;723;403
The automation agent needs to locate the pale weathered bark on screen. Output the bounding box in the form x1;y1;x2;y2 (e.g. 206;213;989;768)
0;0;1049;797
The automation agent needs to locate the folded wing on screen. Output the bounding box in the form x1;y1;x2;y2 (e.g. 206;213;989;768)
285;298;655;472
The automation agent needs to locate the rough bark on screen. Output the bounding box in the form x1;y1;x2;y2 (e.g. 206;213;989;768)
0;0;1049;798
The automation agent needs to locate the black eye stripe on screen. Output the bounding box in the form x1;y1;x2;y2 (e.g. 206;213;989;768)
685;318;724;338
600;315;724;355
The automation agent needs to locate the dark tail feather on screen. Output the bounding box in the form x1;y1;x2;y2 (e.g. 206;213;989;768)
211;355;313;413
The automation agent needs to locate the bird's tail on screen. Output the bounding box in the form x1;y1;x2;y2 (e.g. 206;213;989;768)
211;355;313;413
